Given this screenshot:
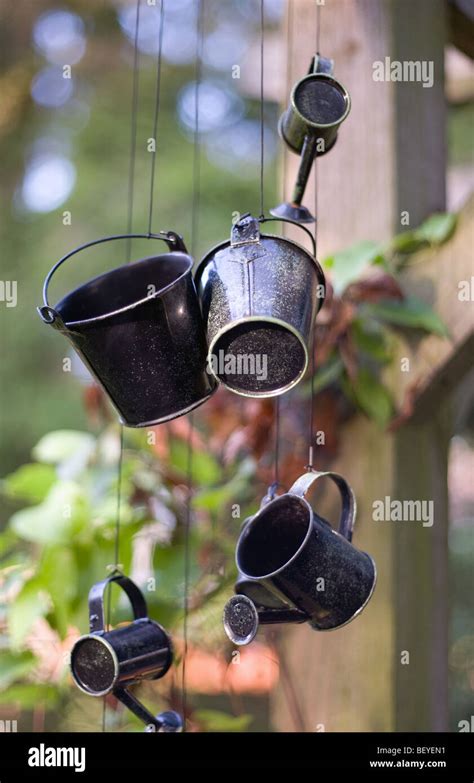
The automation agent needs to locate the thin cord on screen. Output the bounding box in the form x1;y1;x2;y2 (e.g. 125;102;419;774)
273;398;280;495
182;0;204;731
125;0;141;261
113;425;125;569
308;0;322;471
282;0;293;213
103;1;141;732
316;3;321;54
147;0;165;235
182;413;193;730
259;0;265;218
102;425;125;731
190;1;204;255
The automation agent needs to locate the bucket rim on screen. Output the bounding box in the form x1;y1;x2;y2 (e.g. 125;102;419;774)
194;231;325;302
118;382;217;428
55;251;194;327
206;315;308;398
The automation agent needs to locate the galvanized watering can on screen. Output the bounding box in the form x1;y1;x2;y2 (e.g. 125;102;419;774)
223;470;376;646
195;214;325;397
38;232;216;427
271;54;351;223
70;573;182;732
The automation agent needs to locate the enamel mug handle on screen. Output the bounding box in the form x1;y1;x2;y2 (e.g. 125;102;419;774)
288;470;356;542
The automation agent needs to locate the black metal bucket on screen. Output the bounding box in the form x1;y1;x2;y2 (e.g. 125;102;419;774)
38;232;216;427
70;573;182;732
195;214;325;397
223;470;377;645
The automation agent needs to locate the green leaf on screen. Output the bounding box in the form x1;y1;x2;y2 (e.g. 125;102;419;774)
300;356;344;397
38;547;77;637
364;297;448;337
351;369;393;427
390;231;427;255
416;212;457;245
352;320;392;362
0;651;36;689
8;580;50;648
323;241;384;294
0;683;59;708
2;464;56;504
194;709;253;732
153;542;201;604
32;430;95;467
10;481;89;545
194;458;255;513
169;439;222;485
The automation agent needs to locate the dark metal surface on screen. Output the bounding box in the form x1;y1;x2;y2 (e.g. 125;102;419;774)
71;574;173;697
195;214;325;397
38;232;216;427
271;56;351;223
223;471;377;644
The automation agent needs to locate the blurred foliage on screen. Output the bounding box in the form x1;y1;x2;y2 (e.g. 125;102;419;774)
308;211;456;428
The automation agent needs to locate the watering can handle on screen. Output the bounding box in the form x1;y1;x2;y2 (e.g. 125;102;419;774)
288;470;356;542
88;573;148;633
38;231;187;323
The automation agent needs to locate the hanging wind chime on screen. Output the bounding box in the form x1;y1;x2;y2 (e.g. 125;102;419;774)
36;0;377;730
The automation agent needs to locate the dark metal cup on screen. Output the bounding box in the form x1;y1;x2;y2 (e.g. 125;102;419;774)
271;55;351;223
38;232;216;427
223;470;376;646
195;214;325;397
70;574;182;732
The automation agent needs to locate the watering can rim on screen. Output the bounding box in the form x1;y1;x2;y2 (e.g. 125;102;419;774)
194;230;325;292
289;71;352;131
50;251;194;328
70;619;174;697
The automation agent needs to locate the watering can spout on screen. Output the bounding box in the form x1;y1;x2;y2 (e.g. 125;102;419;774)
223;594;307;646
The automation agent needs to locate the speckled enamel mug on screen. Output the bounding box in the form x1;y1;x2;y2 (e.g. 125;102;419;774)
223;470;377;645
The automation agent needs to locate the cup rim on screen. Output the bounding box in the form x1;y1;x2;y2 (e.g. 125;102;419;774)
236;493;314;580
291;72;351;130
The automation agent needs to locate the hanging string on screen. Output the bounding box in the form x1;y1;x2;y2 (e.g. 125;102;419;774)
125;0;141;262
182;0;204;732
259;0;265;218
270;397;280;498
147;0;165;235
103;0;141;732
316;2;322;54
307;1;322;472
281;0;293;215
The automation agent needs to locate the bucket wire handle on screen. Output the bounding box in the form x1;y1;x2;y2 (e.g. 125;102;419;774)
38;231;187;324
288;469;356;542
258;216;317;259
88;573;148;634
